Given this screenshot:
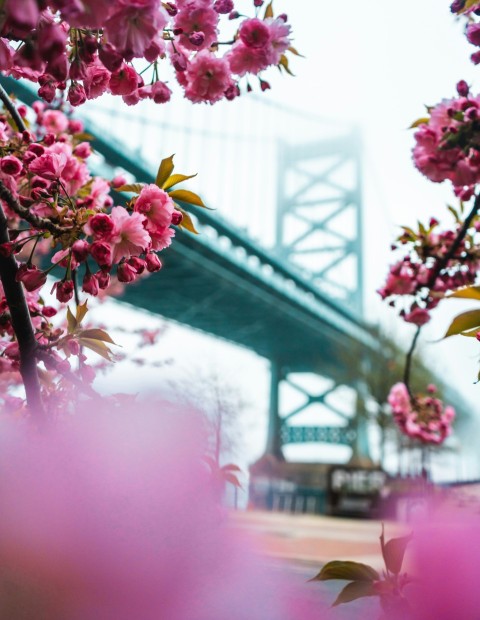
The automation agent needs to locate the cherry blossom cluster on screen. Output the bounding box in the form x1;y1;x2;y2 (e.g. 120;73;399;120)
387;382;455;445
0;98;203;411
451;1;480;64
0;0;295;106
1;104;180;301
378;213;480;326
412;81;480;193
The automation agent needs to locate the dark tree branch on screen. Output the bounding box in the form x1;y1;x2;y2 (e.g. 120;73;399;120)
0;203;44;415
0;181;70;235
0;82;27;133
0;84;45;415
402;193;480;395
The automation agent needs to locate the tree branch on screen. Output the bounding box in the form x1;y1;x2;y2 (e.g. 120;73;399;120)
0;82;27;133
402;193;480;395
0;202;44;416
0;181;70;236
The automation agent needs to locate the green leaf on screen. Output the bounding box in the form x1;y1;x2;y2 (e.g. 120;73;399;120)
66;306;77;333
332;581;376;607
459;0;479;13
155;154;175;188
287;46;304;57
399;226;417;240
447;205;460;223
459;328;480;337
264;1;274;18
175;207;199;234
75;300;88;326
409;117;429;129
447;286;480;301
279;54;295;76
443;309;480;338
115;183;145;194
78;328;117;345
169;189;207;208
380;526;412;575
162;173;197;190
74;132;94;142
78;337;114;361
310;561;379;583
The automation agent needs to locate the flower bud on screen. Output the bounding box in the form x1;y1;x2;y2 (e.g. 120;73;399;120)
72;239;89;262
82;272;99;296
145;252;162;273
67;82;87;107
189;31;205;47
214;0;234;13
67;338;81;356
456;80;470;97
117;261;137;283
16;264;47;292
128;256;146;274
55;279;74;303
0;155;22;176
0;242;15;257
87;213;115;240
90;241;113;267
171;210;183;225
96;269;111;290
98;43;123;72
171;52;188;72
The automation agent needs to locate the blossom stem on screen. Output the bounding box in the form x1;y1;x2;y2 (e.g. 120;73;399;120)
0;82;27;133
403;326;421;397
402;193;480;396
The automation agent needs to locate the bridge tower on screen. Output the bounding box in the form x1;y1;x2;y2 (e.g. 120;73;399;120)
266;129;371;463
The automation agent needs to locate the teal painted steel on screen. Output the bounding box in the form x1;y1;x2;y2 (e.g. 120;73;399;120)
3;76;380;454
281;425;357;446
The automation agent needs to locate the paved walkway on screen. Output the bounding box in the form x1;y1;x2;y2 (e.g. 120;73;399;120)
230;510;405;570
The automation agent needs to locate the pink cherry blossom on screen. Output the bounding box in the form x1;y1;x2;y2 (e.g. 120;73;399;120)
105;1;168;60
109;206;150;263
264;16;292;64
388;382;455;444
413;92;480;188
182;50;233;104
28;150;68;179
83;60;111;100
50;0;113;28
109;63;139;96
227;41;270;76
134;184;175;231
149;225;175;251
174;1;219;51
39;110;69;135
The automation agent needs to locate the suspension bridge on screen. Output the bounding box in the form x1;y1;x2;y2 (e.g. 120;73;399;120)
5;76;381;464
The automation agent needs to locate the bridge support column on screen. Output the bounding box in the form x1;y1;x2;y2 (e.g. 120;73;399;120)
349;391;372;465
265;359;284;460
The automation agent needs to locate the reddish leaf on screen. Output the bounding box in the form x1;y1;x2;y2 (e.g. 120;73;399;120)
310;561;379;583
332;581;376;607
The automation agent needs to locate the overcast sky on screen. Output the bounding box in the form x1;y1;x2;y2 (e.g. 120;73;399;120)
86;1;480;477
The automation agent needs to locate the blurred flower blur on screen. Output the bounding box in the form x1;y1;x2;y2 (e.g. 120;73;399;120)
0;401;321;619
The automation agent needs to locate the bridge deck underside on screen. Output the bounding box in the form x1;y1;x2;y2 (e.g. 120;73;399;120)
121;230;364;378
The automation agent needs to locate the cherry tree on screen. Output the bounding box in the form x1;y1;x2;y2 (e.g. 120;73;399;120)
0;0;297;416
